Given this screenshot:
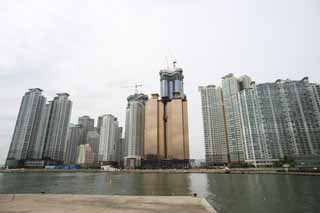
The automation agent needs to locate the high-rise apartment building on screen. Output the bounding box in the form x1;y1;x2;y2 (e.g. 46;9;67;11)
98;114;121;162
118;137;125;167
256;82;290;159
78;115;94;130
257;78;320;159
43;93;72;163
31;103;52;160
221;74;250;162
6;88;46;168
64;124;82;164
97;116;104;134
124;93;148;168
200;75;320;167
311;84;320;111
281;78;320;158
86;128;100;163
198;85;229;165
77;144;94;165
78;115;94;144
238;83;271;165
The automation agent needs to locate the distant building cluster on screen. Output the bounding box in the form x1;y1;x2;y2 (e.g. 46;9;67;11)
199;74;320;167
6;63;190;169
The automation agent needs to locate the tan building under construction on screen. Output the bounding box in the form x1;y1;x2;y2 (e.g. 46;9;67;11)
144;64;189;165
144;94;165;159
166;95;189;160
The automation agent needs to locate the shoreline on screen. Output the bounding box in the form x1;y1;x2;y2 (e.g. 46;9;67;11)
0;168;319;176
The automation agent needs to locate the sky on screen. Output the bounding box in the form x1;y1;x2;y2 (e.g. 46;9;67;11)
0;0;320;165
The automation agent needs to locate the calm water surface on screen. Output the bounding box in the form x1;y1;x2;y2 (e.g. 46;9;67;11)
0;172;319;213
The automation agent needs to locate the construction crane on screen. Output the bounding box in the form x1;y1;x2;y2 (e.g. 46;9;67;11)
173;60;177;70
121;83;143;94
164;56;177;71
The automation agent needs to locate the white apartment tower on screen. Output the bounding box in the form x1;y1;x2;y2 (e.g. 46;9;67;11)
221;74;251;162
98;114;120;162
43;93;72;163
124;93;148;168
6;88;46;167
199;85;229;165
238;83;271;166
64;124;82;164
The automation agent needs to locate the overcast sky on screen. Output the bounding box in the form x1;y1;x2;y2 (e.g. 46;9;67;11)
0;0;319;164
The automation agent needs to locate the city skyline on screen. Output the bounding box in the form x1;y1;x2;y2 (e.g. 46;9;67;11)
1;0;320;164
3;79;320;166
5;74;320;167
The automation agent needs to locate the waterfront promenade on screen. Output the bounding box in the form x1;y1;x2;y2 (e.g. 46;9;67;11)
0;194;216;213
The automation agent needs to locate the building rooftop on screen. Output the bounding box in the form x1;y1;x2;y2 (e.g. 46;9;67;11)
28;88;43;92
56;93;70;97
221;73;234;79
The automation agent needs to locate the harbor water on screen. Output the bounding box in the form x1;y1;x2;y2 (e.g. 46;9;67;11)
0;172;319;213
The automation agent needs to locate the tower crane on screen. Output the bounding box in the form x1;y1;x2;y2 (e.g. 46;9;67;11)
121;83;143;94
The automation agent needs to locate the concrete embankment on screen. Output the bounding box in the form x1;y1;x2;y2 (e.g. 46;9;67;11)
0;194;216;213
0;168;319;176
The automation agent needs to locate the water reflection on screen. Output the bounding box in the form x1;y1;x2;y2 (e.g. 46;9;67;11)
188;173;209;197
142;173;191;195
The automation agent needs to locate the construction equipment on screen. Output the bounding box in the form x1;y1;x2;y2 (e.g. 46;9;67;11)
121;83;143;94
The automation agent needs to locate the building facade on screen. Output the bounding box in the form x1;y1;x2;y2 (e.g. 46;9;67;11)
160;66;185;100
124;93;148;168
221;74;249;162
143;64;190;168
238;83;272;166
97;116;104;134
78;115;94;144
6;88;46;167
77;144;94;166
43;93;72;163
144;94;165;159
31;103;52;160
199;85;229;165
166;94;189;160
98;114;120;162
257;78;320;160
255;83;286;159
64;124;82;164
117;137;125;167
86;128;100;163
199;75;320;167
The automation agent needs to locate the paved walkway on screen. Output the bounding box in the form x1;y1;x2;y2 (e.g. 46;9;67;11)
0;194;216;213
